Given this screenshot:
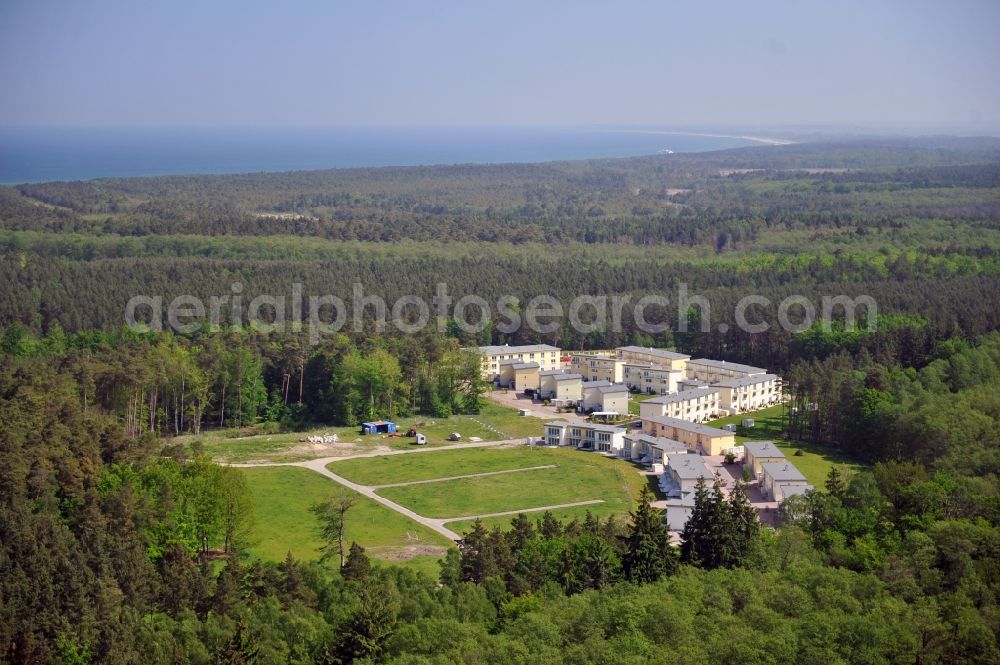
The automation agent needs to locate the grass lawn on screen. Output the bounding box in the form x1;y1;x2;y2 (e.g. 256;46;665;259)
241;466;452;570
708;404;866;486
375;447;647;520
446;502;638;537
628;392;660;415
174;403;547;464
327;444;559;486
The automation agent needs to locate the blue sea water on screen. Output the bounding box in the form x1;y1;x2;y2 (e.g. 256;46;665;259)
0;126;762;184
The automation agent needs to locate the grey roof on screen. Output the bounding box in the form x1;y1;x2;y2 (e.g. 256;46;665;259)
626;433;689;452
510;362;540;370
578;423;627;433
617;346;690;361
553;373;583;381
778;483;814;498
478;344;560;355
539;369;568;376
688;358;768;374
582;380;613;389
642;415;733;437
761;461;808;482
742;441;785;459
712;373;780;388
597;384;628;394
679;378;710;387
544;421;573;428
644;387;719;405
669;456;716;481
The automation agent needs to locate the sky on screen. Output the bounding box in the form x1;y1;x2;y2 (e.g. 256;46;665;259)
1;0;998;131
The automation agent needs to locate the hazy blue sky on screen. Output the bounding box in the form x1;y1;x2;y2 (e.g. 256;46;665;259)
1;0;998;130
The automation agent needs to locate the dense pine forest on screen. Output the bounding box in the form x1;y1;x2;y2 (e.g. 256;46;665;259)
2;138;999;663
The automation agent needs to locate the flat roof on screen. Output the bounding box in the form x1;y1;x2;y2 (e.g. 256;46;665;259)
742;441;785;458
626;433;689;452
617;346;690;361
642;415;734;438
761;461;808;482
644;387;719;404
689;358;768;374
582;379;613;388
478;344;560;355
669;456;716;480
778;483;814;498
553;373;583;381
713;373;780;388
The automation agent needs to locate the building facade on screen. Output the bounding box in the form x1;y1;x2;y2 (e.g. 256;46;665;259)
641;415;736;456
616;346;690;372
712;374;782;413
581;381;629;414
569;353;625;383
685;358;768;383
638;387;720;422
543;421;626;454
622;363;684;395
475;344;561;379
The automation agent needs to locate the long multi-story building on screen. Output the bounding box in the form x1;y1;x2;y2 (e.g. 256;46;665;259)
639;388;720;422
474;344;561;379
641;415;736;456
616;346;690;372
622;363;684;395
569;353;625;383
685;358;767;383
712;374;782;413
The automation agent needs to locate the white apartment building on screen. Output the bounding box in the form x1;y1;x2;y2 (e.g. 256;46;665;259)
569;353;625;383
712;374;782;413
581;380;629;414
685;358;767;383
543;421;627;454
475;344;561;379
616;346;690;372
622;363;685;395
638;388;720;423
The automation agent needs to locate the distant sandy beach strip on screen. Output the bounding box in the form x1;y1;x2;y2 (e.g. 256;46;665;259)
606;128;796;146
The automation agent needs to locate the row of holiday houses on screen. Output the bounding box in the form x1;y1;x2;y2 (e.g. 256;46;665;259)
479;344;781;418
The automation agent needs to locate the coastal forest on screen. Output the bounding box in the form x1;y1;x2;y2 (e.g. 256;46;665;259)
2;137;999;663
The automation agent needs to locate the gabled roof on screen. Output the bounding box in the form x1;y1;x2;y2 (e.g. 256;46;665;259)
597;384;628;394
511;362;539;370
